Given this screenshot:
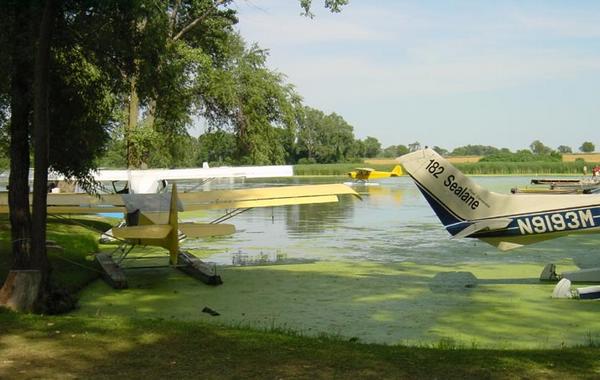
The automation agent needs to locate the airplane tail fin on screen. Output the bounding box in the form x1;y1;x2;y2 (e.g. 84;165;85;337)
397;149;503;228
391;165;403;176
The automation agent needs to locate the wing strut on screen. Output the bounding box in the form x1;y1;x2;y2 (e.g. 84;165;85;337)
211;207;253;224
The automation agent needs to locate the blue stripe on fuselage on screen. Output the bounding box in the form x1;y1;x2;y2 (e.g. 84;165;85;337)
413;179;463;227
471;207;600;238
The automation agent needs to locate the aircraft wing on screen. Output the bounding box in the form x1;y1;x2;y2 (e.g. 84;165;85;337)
143;166;293;180
0;192;127;214
177;184;361;210
0;184;360;214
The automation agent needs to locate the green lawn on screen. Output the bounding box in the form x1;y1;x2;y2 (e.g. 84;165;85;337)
1;310;599;379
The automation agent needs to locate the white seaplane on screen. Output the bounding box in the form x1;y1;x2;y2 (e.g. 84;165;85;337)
0;179;359;288
398;148;600;296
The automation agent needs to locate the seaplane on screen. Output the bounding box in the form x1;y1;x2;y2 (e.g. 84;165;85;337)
346;165;403;185
0;182;359;288
398;148;600;296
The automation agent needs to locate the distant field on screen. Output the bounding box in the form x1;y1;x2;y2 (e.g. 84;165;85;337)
366;156;482;164
563;153;600;162
363;158;398;165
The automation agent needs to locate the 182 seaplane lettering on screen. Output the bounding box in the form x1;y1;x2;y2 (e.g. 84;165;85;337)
398;149;600;252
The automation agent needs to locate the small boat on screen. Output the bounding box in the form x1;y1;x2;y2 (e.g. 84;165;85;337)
512;177;600;195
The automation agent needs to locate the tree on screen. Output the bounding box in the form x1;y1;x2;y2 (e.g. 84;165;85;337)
450;145;500;156
1;0;137;312
198;34;301;165
557;145;572;154
529;140;553;155
196;130;237;165
296;106;356;163
432;146;448;156
120;0;237;168
299;0;349;17
382;145;408;158
362;136;381;158
580;141;595;153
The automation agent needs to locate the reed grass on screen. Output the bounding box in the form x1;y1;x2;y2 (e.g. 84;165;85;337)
294;161;600;176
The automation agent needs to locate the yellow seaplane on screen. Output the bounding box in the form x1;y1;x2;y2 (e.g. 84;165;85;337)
346;165;403;184
0;183;359;288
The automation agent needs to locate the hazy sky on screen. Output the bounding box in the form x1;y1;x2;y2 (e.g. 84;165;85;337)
231;0;600;151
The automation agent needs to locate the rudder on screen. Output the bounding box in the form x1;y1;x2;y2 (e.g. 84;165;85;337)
397;149;500;225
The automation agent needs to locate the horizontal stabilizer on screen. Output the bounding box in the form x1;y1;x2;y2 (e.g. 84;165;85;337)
179;223;236;238
451;218;512;239
112;225;172;240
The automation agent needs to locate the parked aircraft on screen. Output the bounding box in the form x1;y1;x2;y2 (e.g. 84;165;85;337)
397;148;600;250
2;164;294;194
0;182;360;287
398;148;600;282
347;165;403;183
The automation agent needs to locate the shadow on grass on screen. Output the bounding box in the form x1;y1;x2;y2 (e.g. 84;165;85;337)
0;309;599;379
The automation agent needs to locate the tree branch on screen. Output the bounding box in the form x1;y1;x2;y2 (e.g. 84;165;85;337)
172;0;227;42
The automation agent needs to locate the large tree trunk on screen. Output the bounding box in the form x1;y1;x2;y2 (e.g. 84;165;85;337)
30;0;56;291
7;1;33;272
126;76;139;168
1;0;58;314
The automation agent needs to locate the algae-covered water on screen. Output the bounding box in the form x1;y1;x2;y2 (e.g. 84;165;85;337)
75;176;600;348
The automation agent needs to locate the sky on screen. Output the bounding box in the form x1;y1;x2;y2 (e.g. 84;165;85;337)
228;0;600;152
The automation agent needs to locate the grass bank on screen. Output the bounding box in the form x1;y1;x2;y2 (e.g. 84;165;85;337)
0;216;106;292
456;161;598;175
294;163;398;176
294;161;600;176
1;310;599;379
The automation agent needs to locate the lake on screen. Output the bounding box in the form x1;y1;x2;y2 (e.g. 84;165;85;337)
74;175;600;348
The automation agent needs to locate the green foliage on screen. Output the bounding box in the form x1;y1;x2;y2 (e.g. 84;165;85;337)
196;130;237;165
457;161;591;175
382;145;409;158
450;145;502;156
197;34;300;165
557;145;572;154
480;150;562;163
48;47;118;180
433;146;449;156
299;0;349;17
580;141;595;153
296;106;357;163
362;136;381;158
529;140;553;155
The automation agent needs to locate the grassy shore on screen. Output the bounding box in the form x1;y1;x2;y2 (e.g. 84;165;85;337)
2;220;600;378
1;309;599;379
294;161;600;176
